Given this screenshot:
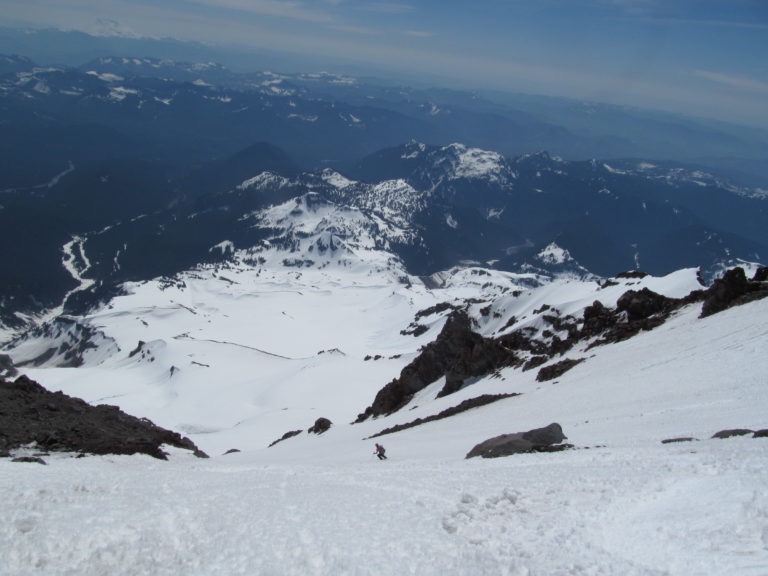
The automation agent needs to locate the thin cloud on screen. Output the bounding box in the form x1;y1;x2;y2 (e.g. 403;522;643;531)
647;16;768;30
693;70;768;94
363;2;414;14
187;0;335;23
403;30;434;38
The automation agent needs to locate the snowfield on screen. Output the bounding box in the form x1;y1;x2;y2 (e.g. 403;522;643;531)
3;258;768;575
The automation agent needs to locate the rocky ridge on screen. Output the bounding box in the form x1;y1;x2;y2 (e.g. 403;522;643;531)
0;375;208;460
356;266;768;420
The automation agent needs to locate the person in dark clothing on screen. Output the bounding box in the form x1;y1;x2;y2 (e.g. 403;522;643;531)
374;443;387;460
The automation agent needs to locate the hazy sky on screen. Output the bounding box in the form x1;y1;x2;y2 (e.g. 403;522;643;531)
2;0;767;126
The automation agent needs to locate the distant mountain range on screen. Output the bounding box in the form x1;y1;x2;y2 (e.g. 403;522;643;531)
0;54;766;334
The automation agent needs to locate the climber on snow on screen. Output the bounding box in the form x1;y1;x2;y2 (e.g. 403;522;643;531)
374;443;387;460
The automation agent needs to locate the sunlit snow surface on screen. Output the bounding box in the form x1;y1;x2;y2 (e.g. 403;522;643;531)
3;260;768;575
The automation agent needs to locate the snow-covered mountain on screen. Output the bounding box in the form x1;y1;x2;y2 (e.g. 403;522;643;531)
2;119;767;575
3;48;768;576
3;223;768;574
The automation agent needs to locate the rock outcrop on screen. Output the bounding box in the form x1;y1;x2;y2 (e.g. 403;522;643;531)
0;375;208;460
308;417;332;435
355;311;517;421
356;266;767;422
701;266;768;317
466;423;569;459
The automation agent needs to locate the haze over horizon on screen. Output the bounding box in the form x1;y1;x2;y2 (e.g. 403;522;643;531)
2;0;767;129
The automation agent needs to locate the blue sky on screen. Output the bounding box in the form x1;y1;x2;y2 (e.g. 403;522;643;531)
2;0;767;126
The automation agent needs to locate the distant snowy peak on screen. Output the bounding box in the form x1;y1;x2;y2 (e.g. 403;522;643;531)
533;243;595;280
382;141;517;187
421;143;515;184
536;242;572;265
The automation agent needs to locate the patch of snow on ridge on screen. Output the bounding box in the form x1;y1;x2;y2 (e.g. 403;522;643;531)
86;70;123;82
401;141;426;159
365;179;425;226
602;163;627;175
210;240;234;256
237;171;291;191
108;87;139;102
321;170;356;189
450;143;507;181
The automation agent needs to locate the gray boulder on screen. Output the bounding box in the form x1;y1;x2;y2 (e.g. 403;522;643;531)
466;423;568;459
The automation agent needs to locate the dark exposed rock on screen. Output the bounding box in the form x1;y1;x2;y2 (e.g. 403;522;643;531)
12;456;47;465
369;393;520;438
585;288;692;349
615;270;649;279
753;267;768;283
534;443;574;453
712;428;753;439
0;375;209;460
753;429;768;438
356;311;517;420
0;354;18;378
661;437;698;444
414;301;458;320
466;423;567;458
268;429;302;447
400;323;429;337
223;448;241;455
308;417;332;435
616;288;677;322
701;267;768;317
536;358;584;382
498;329;548;356
522;355;549;372
581;300;616;338
128;340;147;358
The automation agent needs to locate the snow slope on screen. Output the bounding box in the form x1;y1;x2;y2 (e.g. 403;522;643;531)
3;259;768;575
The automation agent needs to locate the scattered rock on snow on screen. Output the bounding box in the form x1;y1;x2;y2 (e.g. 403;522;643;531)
466;423;568;459
661;437;698;444
536;358;584;382
268;429;302;447
712;428;754;439
11;456;47;465
308;417;332;435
